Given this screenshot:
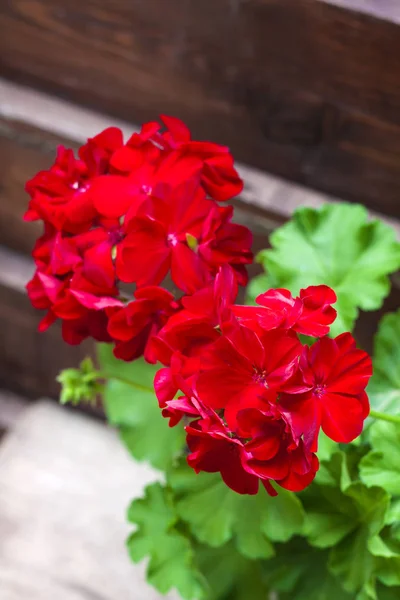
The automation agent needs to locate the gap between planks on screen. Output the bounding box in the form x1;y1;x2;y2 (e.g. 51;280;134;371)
0;78;399;239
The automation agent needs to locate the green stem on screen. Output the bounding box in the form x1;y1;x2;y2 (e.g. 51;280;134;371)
99;372;153;393
369;410;400;425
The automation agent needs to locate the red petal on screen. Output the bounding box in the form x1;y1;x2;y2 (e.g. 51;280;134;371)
90;175;142;218
170;243;207;294
117;222;170;285
321;391;366;443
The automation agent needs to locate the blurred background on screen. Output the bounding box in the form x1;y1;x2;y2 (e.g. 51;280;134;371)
0;1;399;598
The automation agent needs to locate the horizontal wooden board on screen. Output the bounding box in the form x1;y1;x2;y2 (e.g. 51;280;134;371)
1;1;400;215
1;80;399;257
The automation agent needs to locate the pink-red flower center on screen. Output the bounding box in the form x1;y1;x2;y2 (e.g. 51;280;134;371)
314;384;327;398
253;369;269;387
108;228;125;246
167;233;179;247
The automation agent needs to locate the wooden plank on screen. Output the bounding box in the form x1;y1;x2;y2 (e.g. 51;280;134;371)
1;79;399;257
1;1;400;215
0;400;177;599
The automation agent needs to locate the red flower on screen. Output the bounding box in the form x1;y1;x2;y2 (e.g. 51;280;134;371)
238;408;318;493
116;179;252;292
25;119;374;500
233;285;337;337
159;115;244;201
111;115;243;202
107;287;178;362
280;333;372;451
159;264;238;339
26;118;250;356
196;323;302;431
186;416;260;495
25;146;94;233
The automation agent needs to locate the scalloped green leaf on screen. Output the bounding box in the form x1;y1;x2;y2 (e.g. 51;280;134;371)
360;421;400;495
302;452;389;596
250;203;400;334
195;542;270;600
167;462;304;559
127;483;206;599
98;344;185;470
367;310;400;416
263;538;352;600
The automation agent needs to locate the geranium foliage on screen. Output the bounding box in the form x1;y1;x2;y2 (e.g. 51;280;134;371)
249;203;400;334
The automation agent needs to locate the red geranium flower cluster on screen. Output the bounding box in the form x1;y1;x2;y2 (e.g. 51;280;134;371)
154;280;372;495
26;118;373;496
25;117;252;352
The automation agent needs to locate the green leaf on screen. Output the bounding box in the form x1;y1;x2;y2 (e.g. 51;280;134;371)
367;310;400;417
314;450;351;490
97;344;185;470
195;542;270;600
317;431;340;463
263;538;353;600
127;483;206;599
303;452;390;595
376;584;400;600
252;203;400;334
386;500;400;525
168;461;304;559
327;484;389;594
370;521;400;588
360;422;400;495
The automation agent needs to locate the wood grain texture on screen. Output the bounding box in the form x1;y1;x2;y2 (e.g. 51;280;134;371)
1;79;399;257
1;1;400;215
0;400;177;600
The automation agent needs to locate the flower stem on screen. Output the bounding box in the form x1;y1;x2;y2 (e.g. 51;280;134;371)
369;410;400;425
99;372;153;393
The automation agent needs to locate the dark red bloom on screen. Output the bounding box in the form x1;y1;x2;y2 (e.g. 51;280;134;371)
233;285;337;337
25;118;373;499
280;333;372;451
25;118;250;358
196;323;302;431
107;287;178;362
115;180;252;293
111;115;244;202
186;415;260;495
238;408;318;492
24;135;116;233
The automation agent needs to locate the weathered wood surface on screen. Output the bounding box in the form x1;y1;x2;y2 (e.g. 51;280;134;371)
1;1;400;215
0;399;178;600
1;79;400;257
